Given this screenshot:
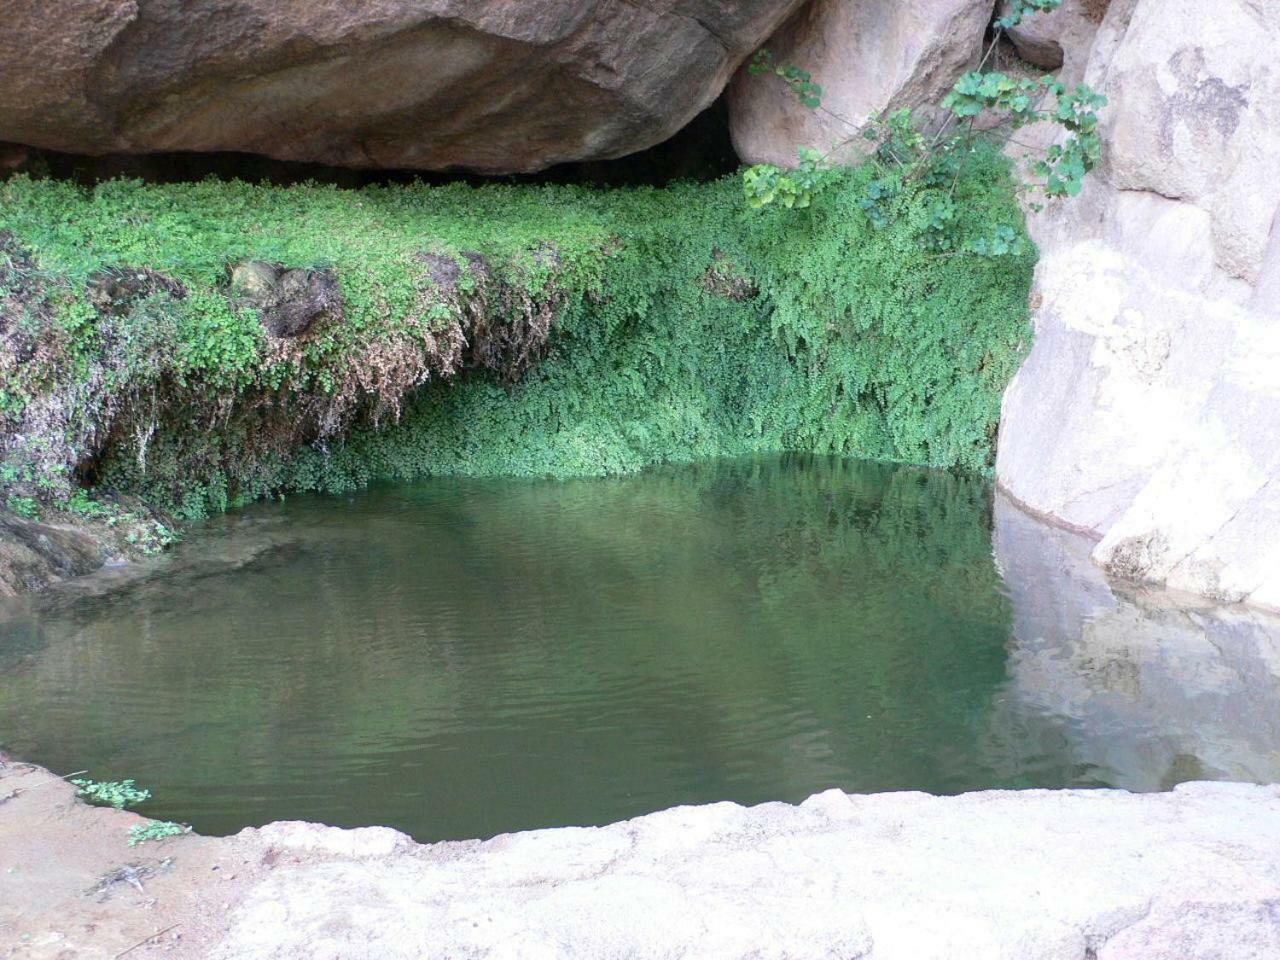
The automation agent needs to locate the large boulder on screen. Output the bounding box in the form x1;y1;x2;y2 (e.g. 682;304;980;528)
0;0;804;174
728;0;991;167
1002;0;1110;82
996;0;1280;607
201;785;1280;958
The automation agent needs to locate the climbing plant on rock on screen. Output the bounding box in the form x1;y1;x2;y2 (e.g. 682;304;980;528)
743;0;1106;237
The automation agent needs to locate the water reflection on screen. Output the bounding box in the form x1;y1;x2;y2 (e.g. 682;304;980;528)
992;494;1280;789
0;457;1276;842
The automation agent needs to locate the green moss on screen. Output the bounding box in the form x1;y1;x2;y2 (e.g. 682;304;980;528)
0;150;1033;519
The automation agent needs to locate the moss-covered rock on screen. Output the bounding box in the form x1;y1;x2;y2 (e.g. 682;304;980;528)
0;152;1033;523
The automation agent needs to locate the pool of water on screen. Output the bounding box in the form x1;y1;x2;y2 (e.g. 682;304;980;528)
2;455;1279;841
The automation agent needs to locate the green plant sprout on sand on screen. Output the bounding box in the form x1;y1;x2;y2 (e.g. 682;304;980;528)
71;778;152;810
71;776;191;844
129;820;190;846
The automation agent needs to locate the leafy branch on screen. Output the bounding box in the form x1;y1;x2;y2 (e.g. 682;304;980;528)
742;0;1106;246
748;49;822;109
943;72;1106;199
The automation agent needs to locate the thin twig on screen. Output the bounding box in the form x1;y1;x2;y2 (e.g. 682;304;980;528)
8;769;89;799
929;26;1006;150
114;924;180;960
949;117;977;198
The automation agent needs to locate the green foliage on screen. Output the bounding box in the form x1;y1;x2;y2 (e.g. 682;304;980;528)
1034;82;1107;198
945;72;1045;120
743;0;1104;219
742;147;833;210
71;777;152;809
943;75;1106;198
995;0;1062;30
5;495;39;520
65;489;113;519
124;519;178;555
0;160;1033;518
273;152;1031;491
128;819;188;845
70;774;190;844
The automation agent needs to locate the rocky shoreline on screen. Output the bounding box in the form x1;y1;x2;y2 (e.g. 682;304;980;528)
3;756;1278;959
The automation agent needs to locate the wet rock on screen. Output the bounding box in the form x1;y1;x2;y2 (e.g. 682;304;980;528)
0;509;106;597
996;0;1280;608
228;261;343;338
0;0;804;174
728;0;991;167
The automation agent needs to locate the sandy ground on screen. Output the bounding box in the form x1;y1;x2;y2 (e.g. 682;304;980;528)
0;757;258;960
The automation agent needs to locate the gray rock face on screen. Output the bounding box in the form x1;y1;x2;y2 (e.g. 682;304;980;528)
996;0;1280;608
728;0;990;167
211;783;1280;959
0;0;803;173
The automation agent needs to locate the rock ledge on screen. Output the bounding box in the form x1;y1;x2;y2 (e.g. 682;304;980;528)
3;758;1278;959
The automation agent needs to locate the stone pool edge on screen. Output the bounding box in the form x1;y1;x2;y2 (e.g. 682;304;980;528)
3;756;1279;959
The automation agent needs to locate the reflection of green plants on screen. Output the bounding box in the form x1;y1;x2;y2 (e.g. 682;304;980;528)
744;0;1106;233
129;820;189;845
72;777;152;809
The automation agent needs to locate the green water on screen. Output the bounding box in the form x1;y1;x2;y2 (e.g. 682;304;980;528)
2;456;1278;842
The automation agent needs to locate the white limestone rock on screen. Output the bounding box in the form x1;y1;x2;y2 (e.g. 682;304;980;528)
212;782;1280;959
996;0;1280;608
